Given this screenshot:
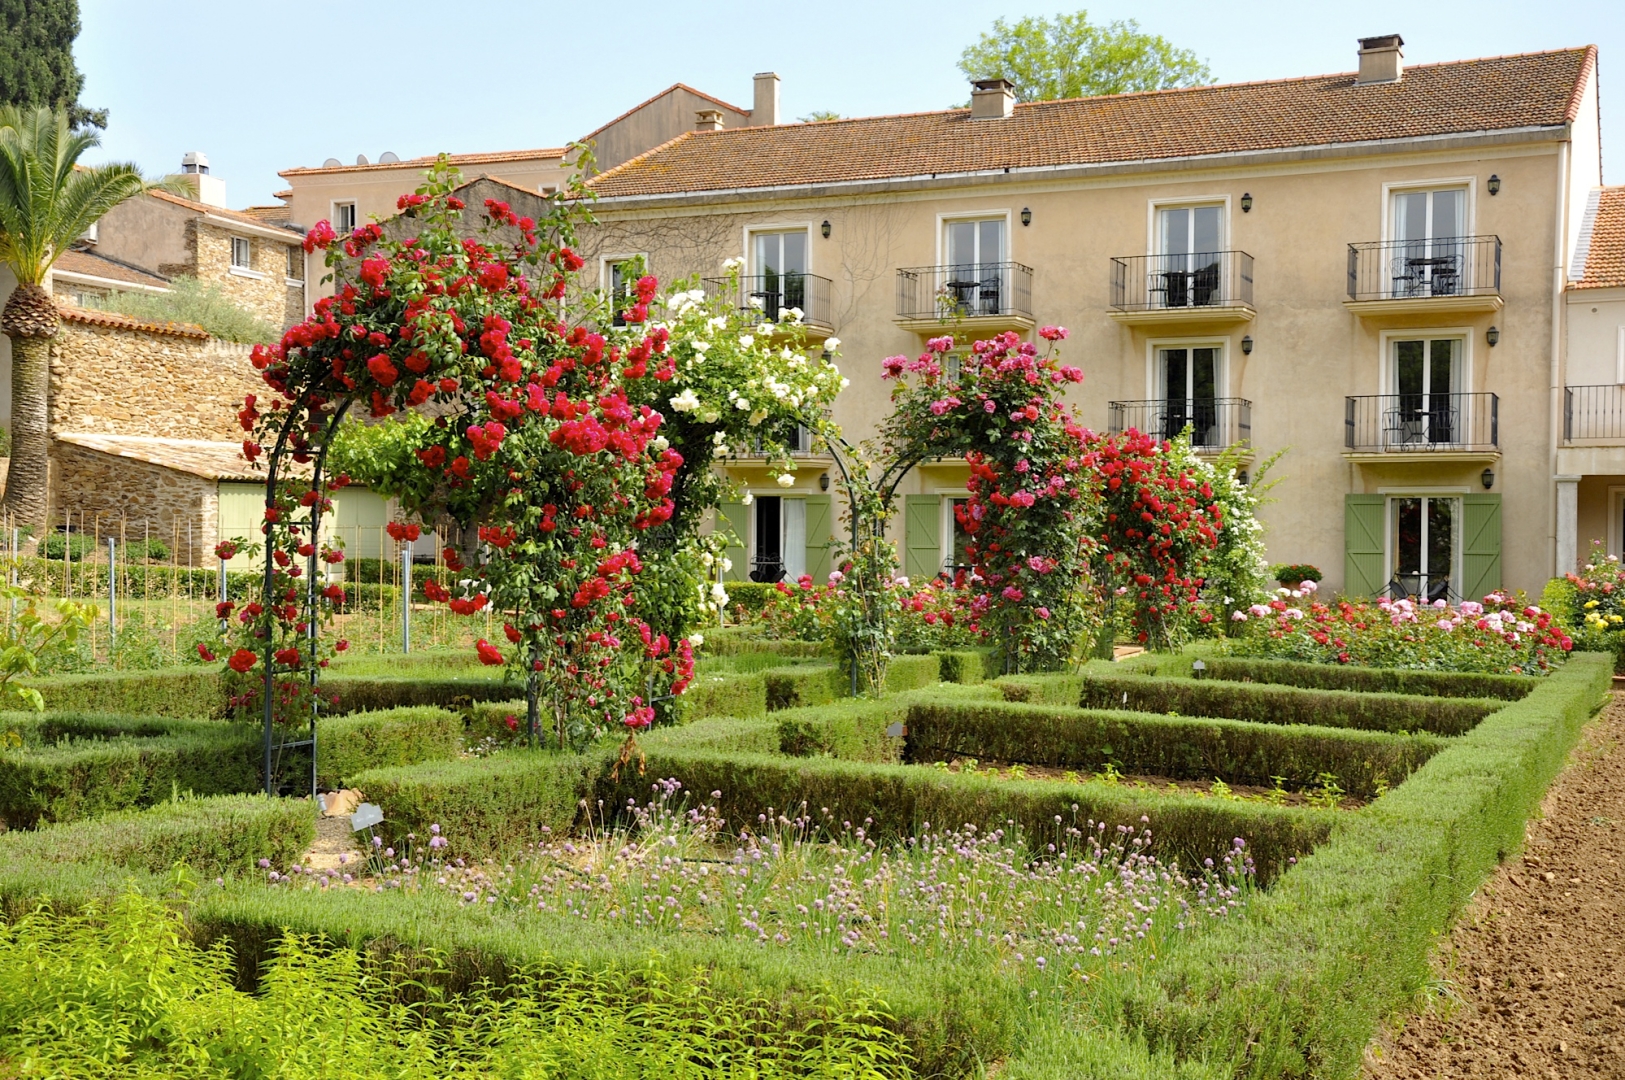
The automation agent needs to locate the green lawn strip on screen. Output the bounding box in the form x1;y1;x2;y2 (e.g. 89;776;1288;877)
1143;653;1538;700
188;883;1030;1079
1097;651;1612;1078
1056;674;1500;736
0;794;312;890
904;696;1447;798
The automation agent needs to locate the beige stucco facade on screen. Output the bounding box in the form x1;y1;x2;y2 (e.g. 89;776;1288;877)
585;79;1603;598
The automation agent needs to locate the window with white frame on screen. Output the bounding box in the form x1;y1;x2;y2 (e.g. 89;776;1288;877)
285;246;304;282
942;217;1005;316
1152;204;1223;309
333;201;357;234
1153;342;1225;447
748;229;809;321
1388;337;1464;447
604;257;644;326
1389;495;1459;602
749;495;808;583
1388;186;1468;297
230;236;252;269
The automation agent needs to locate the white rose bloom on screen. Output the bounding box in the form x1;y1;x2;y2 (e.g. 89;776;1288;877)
711;582;730;604
669;389;701;413
692;340;710;353
707;316;727;331
738;335;754;348
748;409;767;426
712;430;728;446
720;556;733;572
652;436;670;452
777;473;795;488
687;633;705;648
735;397;751;410
748;295;765;309
783;307;804;324
824;336;841;351
726;388;738;401
840;377;851;390
700;408;720;423
722;256;745;272
741;492;753;507
757;322;775;335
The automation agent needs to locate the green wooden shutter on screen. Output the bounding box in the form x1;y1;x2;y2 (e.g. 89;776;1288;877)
1461;494;1502;601
904;495;941;582
804;494;833;584
1344;494;1386;598
718;502;749;583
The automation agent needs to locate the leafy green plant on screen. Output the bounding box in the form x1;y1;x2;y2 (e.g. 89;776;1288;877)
1269;563;1323;586
1307;772;1345;810
102;274;281;343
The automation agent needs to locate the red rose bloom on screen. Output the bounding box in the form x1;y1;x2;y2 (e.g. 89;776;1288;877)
475;639;504;666
227;649;257;673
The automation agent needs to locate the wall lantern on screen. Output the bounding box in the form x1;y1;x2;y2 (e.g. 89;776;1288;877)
1020;207;1032;226
1487;174;1501;196
1486;325;1500;347
820;220;831;239
1240;334;1254;355
1240;192;1253;213
1236;469;1249;486
819;473;830;492
1481;467;1495;490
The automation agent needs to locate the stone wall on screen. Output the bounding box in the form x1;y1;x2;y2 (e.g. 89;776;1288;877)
192;220;305;329
48;313;262;441
52;442;217;564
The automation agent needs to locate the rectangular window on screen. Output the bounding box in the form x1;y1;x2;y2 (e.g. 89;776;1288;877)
286;246;304;282
747;496;810;583
1389;337;1463;446
943;218;1006;316
607;259;633;326
1389;187;1467;297
333;202;357;234
1156;344;1223;446
230;236;251;268
1154;205;1223;308
943;497;972;575
749;230;808;321
1390;495;1459;601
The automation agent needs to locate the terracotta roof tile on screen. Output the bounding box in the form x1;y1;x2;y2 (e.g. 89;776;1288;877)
279;147;568;178
53;434;267;482
589;48;1595;199
148;190;305;236
56;302;209;340
1574;186;1625;290
52;249;169;289
241;204;292;224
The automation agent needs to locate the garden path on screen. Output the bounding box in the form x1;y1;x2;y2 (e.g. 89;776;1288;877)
1364;693;1625;1077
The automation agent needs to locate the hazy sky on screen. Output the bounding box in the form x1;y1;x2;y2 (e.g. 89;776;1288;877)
76;0;1625;210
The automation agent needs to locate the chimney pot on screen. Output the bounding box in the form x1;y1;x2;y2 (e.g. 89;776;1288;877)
753;72;780;126
695;109;725;132
970;77;1016;120
179;151;227;207
1355;34;1404;85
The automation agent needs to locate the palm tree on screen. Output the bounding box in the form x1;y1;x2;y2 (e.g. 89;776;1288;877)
0;106;149;527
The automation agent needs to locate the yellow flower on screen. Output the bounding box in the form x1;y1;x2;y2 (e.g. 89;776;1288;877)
1586;599;1600;609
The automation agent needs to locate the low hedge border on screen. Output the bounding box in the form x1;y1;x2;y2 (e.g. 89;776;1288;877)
1096;651;1614;1077
24;668;225;719
0;794;312;881
1067;674;1500;737
1144;653;1537;701
641;715;782;756
679;670;768;721
316;707;463;789
904;696;1447;798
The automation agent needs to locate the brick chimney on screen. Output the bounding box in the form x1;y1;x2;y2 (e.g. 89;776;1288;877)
695;109;725;132
753;72;780;126
1355;34;1404;85
970;78;1016;120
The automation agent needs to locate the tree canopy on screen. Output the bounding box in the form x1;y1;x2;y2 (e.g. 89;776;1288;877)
958;11;1211;103
0;0;104;129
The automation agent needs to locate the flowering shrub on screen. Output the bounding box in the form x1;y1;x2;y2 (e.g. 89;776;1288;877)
1269;563;1323;587
1226;582;1572;674
1561;544;1625;662
759;569;984;654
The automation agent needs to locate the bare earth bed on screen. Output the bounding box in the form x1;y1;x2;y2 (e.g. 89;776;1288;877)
933;758;1366;808
1364;692;1625;1078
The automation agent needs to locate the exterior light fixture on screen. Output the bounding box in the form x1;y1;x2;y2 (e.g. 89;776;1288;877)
1486;325;1500;347
819;473;830;492
1020;207;1032;226
821;219;831;239
1240;192;1253;212
1481;467;1495;490
1487;174;1501;196
1236;469;1249;486
1240;335;1254;355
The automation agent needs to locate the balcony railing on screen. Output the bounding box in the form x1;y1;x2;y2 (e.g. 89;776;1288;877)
1109;250;1253;312
1108;398;1252;449
702;272;833;329
896;262;1033;322
1564;384;1625;441
1344;393;1499;453
1346;235;1501;301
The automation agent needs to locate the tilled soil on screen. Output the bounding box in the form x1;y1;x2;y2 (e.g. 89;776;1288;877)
923;757;1364;808
1364;693;1625;1078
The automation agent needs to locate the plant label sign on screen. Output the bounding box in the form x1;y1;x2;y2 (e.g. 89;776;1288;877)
350;803;384;832
885;722;907;738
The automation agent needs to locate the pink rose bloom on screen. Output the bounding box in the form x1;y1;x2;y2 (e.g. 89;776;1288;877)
984;399;997;413
1035;606;1051;619
1001;586;1025;602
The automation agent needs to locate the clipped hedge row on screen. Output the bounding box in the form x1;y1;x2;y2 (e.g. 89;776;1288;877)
26;668;225;719
1144;653;1537;700
1107;652;1613;1077
0;794;312;882
904;697;1447;798
316;707;463;789
775;698;909;763
641;715;782;756
678;670;768;721
696;627;825;658
1069;674;1500;736
323;674;517;714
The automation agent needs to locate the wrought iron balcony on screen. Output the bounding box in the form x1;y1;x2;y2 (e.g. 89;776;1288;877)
702;272;833;330
1346;235;1501;302
1344;393;1499;453
1109;251;1254;314
1564;384;1625;442
1108;398;1252;449
895;262;1033;322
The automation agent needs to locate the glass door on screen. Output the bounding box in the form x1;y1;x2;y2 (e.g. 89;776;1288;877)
1390;338;1462;446
945;497;972;576
751;495;782;582
1156;205;1222;308
782;499;806;582
1391;496;1458;601
751;231;807;320
1158;346;1221;446
944;219;1006;315
1390;188;1465;296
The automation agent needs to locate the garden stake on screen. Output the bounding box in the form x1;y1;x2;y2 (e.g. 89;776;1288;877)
401;537;412;653
106;537;116;639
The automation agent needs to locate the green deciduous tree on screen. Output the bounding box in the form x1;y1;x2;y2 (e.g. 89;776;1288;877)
958;11;1211;103
0;0;105;130
0;106;148;526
